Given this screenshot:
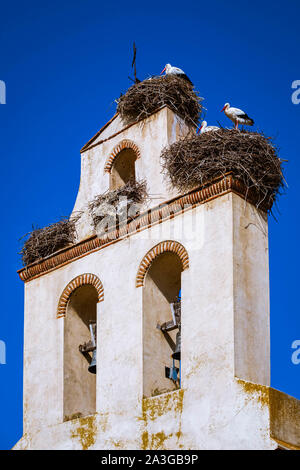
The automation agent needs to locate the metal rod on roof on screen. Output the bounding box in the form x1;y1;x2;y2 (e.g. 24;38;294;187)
132;42;137;83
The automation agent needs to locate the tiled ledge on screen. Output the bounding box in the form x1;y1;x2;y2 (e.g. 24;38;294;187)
17;174;268;283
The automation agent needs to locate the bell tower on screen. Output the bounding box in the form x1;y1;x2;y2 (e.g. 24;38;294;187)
15;105;300;450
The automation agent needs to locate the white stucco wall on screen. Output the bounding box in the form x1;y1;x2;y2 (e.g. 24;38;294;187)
72;107;192;241
15;193;277;450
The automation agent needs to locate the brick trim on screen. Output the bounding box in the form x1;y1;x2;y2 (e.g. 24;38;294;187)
136;241;189;288
57;273;104;318
18;174;269;283
104;139;141;173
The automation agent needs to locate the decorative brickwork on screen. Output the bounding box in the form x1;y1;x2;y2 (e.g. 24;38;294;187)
57;273;104;318
136;241;189;288
104;139;141;173
18;174;268;283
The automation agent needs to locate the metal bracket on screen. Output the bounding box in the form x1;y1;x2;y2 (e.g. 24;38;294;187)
79;340;95;354
78;341;95;365
157;320;178;332
157;301;181;352
78;322;97;364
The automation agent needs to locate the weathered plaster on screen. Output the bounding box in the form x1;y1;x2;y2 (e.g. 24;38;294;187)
15;193;279;449
72;107;191;241
16;107;295;450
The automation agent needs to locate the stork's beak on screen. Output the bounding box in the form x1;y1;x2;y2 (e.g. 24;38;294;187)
160;67;166;75
221;105;226;112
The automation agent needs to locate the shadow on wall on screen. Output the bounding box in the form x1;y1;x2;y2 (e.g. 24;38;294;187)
63;285;98;421
110;148;137;190
143;252;182;398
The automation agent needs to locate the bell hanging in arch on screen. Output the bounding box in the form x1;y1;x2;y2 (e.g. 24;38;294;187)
88;349;97;374
172;331;181;360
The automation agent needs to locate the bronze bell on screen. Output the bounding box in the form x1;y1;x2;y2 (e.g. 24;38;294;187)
172;331;181;360
88;349;97;374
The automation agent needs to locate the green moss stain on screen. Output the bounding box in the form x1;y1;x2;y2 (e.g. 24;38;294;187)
112;440;125;448
237;379;269;407
141;431;149;450
269;388;300;447
141;389;184;449
176;389;184;413
64;412;83;421
141;430;169;450
99;412;109;433
150;431;168;449
151;387;170;397
142;389;184;421
71;415;97;450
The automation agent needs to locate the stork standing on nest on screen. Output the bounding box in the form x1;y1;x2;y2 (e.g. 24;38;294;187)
160;63;193;85
197;121;219;134
221;103;254;129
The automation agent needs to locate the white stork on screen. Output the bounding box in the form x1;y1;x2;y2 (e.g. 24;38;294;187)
197;121;219;134
221;103;254;129
160;63;193;85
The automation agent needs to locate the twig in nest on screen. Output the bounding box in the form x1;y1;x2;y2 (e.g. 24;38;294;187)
160;129;285;212
117;75;203;127
88;179;148;231
20;215;80;266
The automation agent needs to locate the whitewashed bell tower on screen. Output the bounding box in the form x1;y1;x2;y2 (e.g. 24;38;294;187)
15;106;300;450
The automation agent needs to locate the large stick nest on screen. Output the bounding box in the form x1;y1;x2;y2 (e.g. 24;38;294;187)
161;129;285;211
88;179;148;231
20;216;79;266
117;75;203;127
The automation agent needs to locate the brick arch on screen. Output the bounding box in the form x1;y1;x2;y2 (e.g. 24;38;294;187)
136;241;189;288
104;139;141;174
57;273;104;318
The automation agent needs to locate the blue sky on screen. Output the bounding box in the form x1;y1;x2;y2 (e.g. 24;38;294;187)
0;0;299;450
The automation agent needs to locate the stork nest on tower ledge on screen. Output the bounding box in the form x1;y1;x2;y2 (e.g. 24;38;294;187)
20;216;80;266
117;75;203;127
88;179;148;232
160;129;285;211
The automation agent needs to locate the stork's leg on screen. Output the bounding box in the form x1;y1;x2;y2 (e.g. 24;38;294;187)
235;120;238;130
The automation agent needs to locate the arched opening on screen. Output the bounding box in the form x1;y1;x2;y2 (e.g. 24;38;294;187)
110;148;137;190
143;252;182;398
63;284;98;421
